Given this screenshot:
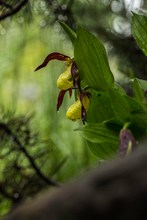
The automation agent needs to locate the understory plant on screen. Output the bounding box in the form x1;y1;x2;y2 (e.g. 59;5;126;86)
35;12;147;159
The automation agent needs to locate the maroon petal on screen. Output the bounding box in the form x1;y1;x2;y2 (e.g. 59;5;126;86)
79;93;86;124
57;90;68;111
69;88;72;98
71;62;77;77
81;105;86;124
76;78;82;92
71;62;78;87
35;52;70;71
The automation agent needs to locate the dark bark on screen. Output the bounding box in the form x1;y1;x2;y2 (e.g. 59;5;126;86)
6;145;147;220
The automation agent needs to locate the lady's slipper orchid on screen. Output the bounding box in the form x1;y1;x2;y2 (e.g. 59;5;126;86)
56;63;73;90
35;52;91;123
66;93;90;122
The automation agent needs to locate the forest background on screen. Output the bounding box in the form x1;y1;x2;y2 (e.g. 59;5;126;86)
0;0;147;217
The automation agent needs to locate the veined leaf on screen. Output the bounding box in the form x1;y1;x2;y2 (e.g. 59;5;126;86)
86;141;118;159
87;90;114;123
131;113;147;130
59;22;77;45
134;78;147;90
75;123;118;144
74;26;114;91
132;78;144;103
75;123;119;159
125;96;144;113
132;13;147;55
108;88;131;124
87;88;131;124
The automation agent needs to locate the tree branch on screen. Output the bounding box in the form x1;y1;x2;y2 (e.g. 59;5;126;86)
0;122;59;187
0;0;13;9
0;184;17;202
0;0;29;21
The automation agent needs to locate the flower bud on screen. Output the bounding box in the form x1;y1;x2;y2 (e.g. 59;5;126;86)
118;128;137;158
56;64;73;90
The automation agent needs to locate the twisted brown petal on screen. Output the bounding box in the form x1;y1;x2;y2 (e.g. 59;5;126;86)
35;52;70;71
79;93;86;124
57;90;68;111
71;62;78;87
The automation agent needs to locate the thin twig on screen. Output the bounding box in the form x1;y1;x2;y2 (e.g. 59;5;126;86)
0;184;17;202
0;122;59;187
0;0;13;9
0;0;29;21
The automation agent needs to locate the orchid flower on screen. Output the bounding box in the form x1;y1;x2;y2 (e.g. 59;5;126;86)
35;52;90;122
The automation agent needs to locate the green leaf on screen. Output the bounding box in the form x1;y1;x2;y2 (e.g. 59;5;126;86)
59;22;77;45
86;141;118;159
132;13;147;55
75;123;119;159
131;113;147;130
123;96;147;136
108;89;131;123
125;96;144;113
114;82;126;95
132;78;144;103
87;88;131;125
74;26;114;91
87;90;114;123
75;123;118;144
134;78;147;90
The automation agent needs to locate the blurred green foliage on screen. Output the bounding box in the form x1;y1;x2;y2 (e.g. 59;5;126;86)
0;6;98;216
0;0;147;217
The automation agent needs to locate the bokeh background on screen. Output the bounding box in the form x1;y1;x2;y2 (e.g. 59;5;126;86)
0;0;147;216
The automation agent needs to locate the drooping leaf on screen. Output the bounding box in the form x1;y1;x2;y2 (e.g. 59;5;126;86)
86;141;118;159
75;123;118;144
75;123;119;159
132;13;147;55
74;26;114;91
59;22;77;46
